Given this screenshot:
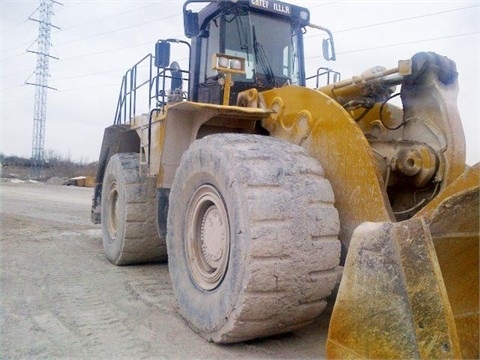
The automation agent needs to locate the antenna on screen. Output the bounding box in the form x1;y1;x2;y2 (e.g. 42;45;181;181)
25;0;62;179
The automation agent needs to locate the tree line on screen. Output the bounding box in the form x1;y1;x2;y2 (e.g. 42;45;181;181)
0;151;98;180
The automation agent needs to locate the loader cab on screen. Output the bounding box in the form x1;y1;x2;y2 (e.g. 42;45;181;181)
184;0;310;105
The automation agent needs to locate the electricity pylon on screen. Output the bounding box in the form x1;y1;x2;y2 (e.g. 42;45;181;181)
25;0;61;179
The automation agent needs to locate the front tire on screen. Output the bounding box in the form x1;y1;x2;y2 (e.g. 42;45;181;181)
101;153;167;265
167;134;341;343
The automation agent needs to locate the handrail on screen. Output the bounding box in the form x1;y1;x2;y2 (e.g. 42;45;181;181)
306;67;341;87
113;39;191;125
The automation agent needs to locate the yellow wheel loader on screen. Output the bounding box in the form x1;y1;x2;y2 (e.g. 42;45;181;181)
90;1;479;358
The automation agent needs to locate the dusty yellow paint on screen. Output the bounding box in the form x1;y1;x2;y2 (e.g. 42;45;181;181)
327;217;463;359
129;80;477;359
327;164;479;359
133;101;271;188
417;164;479;359
261;86;394;247
260;85;478;359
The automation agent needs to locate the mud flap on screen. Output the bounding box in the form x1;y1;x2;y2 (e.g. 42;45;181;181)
90;124;140;224
327;181;478;359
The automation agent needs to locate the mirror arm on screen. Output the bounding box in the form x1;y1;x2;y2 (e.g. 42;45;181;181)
308;22;336;61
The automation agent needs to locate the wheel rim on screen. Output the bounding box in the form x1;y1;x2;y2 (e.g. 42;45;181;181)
107;181;118;241
186;185;230;291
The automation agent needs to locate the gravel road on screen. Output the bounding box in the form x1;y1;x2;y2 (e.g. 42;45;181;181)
0;182;329;359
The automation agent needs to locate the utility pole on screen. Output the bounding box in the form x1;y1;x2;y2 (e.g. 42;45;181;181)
25;0;61;179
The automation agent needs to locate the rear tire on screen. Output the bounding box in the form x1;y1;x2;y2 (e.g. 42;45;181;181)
101;153;167;265
167;134;341;343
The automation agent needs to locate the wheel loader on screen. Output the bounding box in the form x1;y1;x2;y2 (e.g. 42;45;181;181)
90;1;479;358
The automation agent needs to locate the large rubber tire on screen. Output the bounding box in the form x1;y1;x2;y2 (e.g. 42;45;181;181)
167;134;341;343
101;153;167;265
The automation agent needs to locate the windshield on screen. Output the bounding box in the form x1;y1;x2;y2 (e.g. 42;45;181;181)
205;9;301;86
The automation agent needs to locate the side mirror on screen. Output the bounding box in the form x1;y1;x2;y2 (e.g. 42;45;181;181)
308;23;337;62
184;10;199;38
155;41;170;68
322;38;336;61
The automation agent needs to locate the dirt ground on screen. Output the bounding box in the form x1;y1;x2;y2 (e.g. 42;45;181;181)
0;182;330;359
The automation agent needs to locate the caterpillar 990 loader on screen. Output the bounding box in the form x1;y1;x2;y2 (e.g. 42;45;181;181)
90;1;479;358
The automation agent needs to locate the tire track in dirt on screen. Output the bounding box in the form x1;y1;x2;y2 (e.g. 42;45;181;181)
38;229;170;359
50;282;153;359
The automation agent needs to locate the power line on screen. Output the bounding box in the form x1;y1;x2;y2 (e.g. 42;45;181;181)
15;4;475;62
0;3;84;34
49;30;480;84
60;3;162;32
338;31;479;55
1;67;34;79
3;82;118;99
3;4;478;89
55;13;180;47
57;83;118;92
303;4;478;39
1;84;29;92
6;3;472;62
306;31;479;59
54;67;129;81
1;52;27;63
308;1;343;9
2;63;132;83
2;96;33;105
61;39;153;61
1;31;57;61
2;19;29;33
1;3;43;33
333;4;478;35
56;1;88;13
1;4;175;56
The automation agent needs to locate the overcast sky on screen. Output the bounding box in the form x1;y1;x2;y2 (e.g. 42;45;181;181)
1;0;479;165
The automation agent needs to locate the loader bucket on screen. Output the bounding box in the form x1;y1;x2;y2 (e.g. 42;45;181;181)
327;164;479;359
